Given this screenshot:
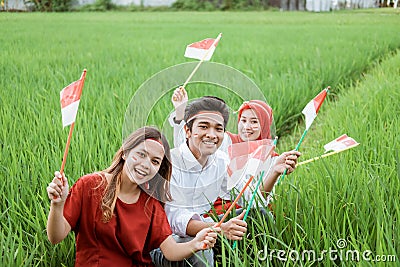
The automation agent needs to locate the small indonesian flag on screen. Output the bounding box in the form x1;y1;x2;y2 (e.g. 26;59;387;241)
60;70;86;127
184;33;222;61
227;139;275;190
302;88;328;130
324;134;359;152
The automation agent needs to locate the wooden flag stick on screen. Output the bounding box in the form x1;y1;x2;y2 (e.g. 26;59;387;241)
215;174;255;228
59;69;87;178
296;143;360;166
60;122;75;175
201;174;255;249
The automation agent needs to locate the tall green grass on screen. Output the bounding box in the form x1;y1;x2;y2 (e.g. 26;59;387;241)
225;50;400;266
0;11;399;266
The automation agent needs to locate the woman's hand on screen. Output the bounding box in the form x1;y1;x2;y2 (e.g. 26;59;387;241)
273;150;301;175
47;171;69;204
171;86;188;108
171;86;188;121
193;226;220;251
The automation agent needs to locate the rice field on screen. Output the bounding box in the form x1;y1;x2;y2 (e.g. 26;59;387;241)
1;10;399;266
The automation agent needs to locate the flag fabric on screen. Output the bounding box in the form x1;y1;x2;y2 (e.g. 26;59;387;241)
60;71;86;127
227;139;275;190
323;134;359;152
184;33;222;61
302;88;328;130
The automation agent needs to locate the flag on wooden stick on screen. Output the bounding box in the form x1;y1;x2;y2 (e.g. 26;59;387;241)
184;33;222;61
60;70;86;127
297;134;359;166
173;33;222;101
59;69;87;175
323;134;359;152
302;88;328;130
278;86;330;184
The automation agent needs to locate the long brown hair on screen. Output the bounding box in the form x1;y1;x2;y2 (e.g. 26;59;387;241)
100;126;172;222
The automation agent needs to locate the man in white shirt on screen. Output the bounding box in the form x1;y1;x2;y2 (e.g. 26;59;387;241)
151;96;247;266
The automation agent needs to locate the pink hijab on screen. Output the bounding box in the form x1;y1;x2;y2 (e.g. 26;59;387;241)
227;100;273;144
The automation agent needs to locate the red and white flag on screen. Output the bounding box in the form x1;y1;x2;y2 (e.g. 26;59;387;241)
323;134;359;152
227;139;275;190
60;70;86;127
302;88;328;130
184;33;222;61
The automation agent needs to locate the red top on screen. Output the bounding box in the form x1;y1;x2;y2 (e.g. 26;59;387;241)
63;173;172;267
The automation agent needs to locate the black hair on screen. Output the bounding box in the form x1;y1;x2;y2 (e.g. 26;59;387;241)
184;96;229;131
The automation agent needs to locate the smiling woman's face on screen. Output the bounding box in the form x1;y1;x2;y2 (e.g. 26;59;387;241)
123;139;165;185
238;109;261;141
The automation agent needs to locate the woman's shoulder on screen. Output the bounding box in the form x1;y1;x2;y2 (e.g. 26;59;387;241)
78;172;104;181
73;172;105;189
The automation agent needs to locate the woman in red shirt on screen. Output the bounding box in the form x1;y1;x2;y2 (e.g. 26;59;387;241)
47;126;219;266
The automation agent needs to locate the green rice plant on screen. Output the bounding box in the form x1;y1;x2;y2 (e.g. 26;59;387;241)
245;50;400;265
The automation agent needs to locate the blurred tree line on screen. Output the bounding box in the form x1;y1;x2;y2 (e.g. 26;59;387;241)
171;0;271;10
23;0;273;11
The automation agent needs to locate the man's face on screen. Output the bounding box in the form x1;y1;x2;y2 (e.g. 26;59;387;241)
185;112;225;160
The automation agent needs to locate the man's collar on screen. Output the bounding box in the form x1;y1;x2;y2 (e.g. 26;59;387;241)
179;143;217;171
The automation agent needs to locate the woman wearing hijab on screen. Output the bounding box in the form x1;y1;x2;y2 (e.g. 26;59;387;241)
170;88;300;215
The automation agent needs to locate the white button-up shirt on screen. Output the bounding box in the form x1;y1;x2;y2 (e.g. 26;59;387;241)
165;143;230;237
